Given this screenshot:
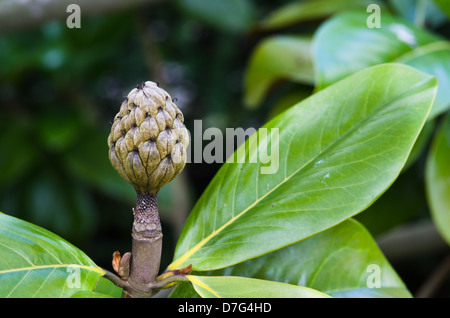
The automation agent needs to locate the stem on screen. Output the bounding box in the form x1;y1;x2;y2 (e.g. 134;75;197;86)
126;194;163;298
104;193;188;297
103;269;128;289
104;268;189;296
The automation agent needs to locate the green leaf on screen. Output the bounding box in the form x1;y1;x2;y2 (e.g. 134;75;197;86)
93;276;123;298
432;0;450;17
403;120;436;171
172;220;411;298
356;167;427;236
259;0;381;30
70;290;113;298
186;275;330;298
426;113;450;245
169;63;437;272
313;11;449;119
244;35;314;108
388;0;448;28
395;42;450;119
0;212;105;298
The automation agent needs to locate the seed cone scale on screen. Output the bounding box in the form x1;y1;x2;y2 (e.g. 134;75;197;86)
108;81;189;195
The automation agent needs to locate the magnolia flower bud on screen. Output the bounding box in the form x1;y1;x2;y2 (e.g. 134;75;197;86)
108;81;189;195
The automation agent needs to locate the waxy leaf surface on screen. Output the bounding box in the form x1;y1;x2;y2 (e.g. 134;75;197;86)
0;212;105;298
426;113;450;244
170;64;437;272
171;220;411;298
313;11;449;119
187;275;330;298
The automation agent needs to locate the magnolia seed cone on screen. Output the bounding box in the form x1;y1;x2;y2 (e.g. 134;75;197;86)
108;81;189;195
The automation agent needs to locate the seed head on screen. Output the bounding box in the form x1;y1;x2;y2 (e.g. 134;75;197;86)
108;81;189;195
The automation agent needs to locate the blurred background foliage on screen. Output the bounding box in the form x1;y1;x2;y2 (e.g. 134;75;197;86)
0;0;450;297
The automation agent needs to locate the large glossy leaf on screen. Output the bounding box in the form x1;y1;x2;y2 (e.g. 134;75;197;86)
356;167;427;236
426;113;450;244
244;35;314;109
402;120;436;171
186;275;330;298
171;220;411;298
169;64;437;272
313;11;449;119
93;276;123;298
395;42;450;119
259;0;381;30
0;212;105;297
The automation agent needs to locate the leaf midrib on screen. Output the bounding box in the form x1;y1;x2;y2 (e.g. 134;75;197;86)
169;73;432;270
187;275;221;298
0;264;105;275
